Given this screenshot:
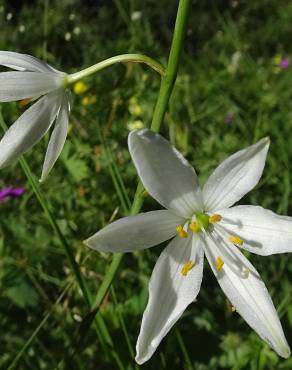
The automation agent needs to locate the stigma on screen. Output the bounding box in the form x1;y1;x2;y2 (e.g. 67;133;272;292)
189;222;200;233
181;260;195;276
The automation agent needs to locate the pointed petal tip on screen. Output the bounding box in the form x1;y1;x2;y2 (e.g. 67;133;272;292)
261;136;270;145
279;344;291;359
135;356;144;365
128;127;149;142
135;350;151;365
83;235;103;251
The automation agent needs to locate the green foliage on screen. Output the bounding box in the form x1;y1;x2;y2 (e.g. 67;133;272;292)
1;0;292;369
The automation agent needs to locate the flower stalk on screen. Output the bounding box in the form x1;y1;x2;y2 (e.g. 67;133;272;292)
66;53;165;84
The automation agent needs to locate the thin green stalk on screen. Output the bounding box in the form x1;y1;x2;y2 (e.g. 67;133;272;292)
97;124;131;213
67;54;165;84
42;0;49;60
90;0;192;320
0;114;122;367
111;287;139;370
175;329;194;370
7;281;73;370
19;156;91;303
151;0;192;132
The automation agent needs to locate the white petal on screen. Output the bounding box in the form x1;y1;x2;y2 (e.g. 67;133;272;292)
0;51;58;72
0;91;61;168
128;129;203;218
203;232;290;358
136;235;204;364
0;71;65;102
85;210;183;252
40;92;70;181
203;138;269;211
217;205;292;256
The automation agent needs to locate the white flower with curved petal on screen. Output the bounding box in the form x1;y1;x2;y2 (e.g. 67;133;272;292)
0;51;70;181
85;128;292;364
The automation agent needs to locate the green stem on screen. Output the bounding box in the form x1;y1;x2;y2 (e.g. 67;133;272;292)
151;0;191;132
18;157;91;304
66;54;165;84
90;0;192;312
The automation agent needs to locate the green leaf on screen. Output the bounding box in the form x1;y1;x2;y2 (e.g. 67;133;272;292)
6;282;39;308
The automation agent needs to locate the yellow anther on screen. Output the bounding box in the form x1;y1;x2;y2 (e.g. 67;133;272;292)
231;305;236;312
216;256;224;271
176;225;188;238
74;81;89;94
181;261;195;276
189;222;200;233
229;235;243;246
209;214;222;223
18;98;31;107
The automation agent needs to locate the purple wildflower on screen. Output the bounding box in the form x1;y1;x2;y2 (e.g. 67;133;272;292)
280;58;290;69
0;187;25;202
224;112;235;125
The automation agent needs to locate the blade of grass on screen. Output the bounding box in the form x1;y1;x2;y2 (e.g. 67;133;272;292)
7;280;73;370
175;329;194;370
111;286;139;370
0;111;123;369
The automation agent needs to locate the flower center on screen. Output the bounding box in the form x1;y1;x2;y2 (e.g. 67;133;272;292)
176;213;222;238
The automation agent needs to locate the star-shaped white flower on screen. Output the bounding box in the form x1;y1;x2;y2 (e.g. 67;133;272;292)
0;51;70;181
86;129;291;364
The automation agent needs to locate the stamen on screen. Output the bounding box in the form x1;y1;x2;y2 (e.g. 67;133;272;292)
19;98;31;107
189;222;200;233
231;305;236;312
216;256;224;271
229;235;243;246
181;260;195;276
209;214;222;223
176;225;188;238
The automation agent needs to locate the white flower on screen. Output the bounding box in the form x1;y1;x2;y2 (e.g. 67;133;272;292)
85;129;292;364
0;51;70;181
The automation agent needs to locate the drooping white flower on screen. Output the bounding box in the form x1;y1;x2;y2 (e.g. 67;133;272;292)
0;51;70;181
85;129;292;364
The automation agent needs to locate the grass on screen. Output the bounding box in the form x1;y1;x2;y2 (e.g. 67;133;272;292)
1;0;292;369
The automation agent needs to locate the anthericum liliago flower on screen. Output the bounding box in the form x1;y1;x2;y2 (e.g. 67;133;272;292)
85;129;292;364
0;51;70;181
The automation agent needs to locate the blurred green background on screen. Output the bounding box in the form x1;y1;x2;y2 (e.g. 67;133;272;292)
1;0;292;369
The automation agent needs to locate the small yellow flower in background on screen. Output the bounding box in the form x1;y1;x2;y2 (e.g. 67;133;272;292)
129;96;142;116
273;54;282;66
272;54;282;74
74;81;89;94
127;120;144;131
82;95;96;106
